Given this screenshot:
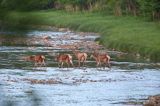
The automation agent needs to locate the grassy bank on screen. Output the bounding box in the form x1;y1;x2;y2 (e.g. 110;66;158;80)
1;10;160;62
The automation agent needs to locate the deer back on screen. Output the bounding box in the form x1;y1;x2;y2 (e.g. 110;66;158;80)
34;55;45;62
56;54;70;62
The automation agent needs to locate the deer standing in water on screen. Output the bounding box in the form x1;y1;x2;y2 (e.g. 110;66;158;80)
24;55;46;67
72;50;88;67
90;51;111;69
55;54;74;68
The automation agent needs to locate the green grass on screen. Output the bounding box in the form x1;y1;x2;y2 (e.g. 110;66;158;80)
1;10;160;62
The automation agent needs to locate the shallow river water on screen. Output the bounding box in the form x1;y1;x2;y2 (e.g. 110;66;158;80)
0;29;160;106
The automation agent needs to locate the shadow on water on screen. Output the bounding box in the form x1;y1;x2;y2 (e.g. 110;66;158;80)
0;86;41;106
0;8;46;48
0;9;44;32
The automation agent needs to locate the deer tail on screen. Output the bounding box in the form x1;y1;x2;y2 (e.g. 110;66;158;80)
106;55;110;62
41;55;45;60
67;54;73;65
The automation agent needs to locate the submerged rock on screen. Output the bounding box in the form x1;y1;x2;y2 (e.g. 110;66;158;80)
23;78;62;84
144;95;160;106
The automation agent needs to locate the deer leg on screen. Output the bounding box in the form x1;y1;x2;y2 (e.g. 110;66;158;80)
103;62;106;70
108;62;111;68
39;61;42;67
96;62;99;68
39;63;42;67
58;62;60;68
71;62;74;67
47;42;50;47
37;60;42;67
78;61;81;68
82;58;85;67
34;62;38;67
61;62;64;68
84;58;87;67
99;62;102;69
102;61;106;69
66;62;69;68
84;57;87;67
70;60;74;67
68;59;73;67
82;61;85;67
42;60;46;66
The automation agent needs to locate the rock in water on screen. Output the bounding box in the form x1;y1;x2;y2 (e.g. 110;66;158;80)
144;95;160;106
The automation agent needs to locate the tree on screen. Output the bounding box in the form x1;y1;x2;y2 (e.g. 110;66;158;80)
107;0;123;16
151;0;160;20
0;0;49;11
138;0;160;20
122;0;139;16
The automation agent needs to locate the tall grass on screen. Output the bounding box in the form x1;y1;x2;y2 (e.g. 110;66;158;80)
2;10;160;61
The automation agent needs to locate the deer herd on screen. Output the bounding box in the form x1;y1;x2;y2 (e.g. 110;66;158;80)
24;49;111;69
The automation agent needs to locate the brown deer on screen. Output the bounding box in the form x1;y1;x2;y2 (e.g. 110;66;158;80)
90;51;111;69
24;55;46;67
72;50;88;67
55;54;74;68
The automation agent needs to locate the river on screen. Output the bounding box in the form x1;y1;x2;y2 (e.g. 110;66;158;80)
0;28;160;106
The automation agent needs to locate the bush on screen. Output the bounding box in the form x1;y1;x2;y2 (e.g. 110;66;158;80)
0;0;49;11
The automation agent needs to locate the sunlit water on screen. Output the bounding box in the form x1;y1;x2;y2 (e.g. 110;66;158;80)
0;29;160;106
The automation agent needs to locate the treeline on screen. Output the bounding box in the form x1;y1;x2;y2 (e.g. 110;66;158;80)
0;0;160;20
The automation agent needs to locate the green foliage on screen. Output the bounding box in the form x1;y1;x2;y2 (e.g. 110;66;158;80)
0;0;159;20
138;0;160;20
0;0;49;11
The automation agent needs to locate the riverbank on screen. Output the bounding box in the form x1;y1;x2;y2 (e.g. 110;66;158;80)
1;10;160;62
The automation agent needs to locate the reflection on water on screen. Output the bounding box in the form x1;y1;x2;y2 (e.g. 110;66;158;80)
0;29;160;106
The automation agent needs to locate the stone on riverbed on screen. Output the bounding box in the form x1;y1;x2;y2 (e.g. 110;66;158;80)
144;95;160;106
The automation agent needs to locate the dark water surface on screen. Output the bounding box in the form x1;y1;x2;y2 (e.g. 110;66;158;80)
0;29;160;106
